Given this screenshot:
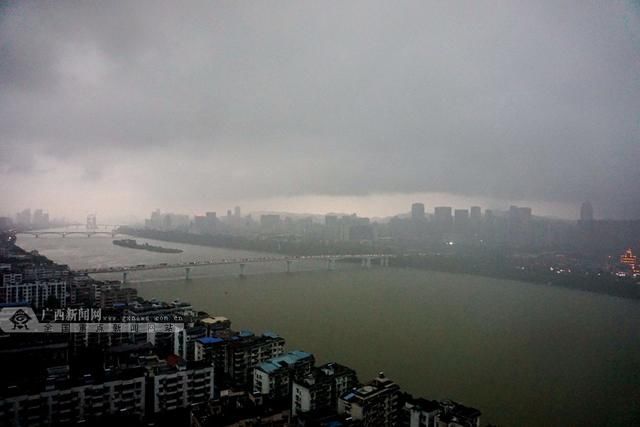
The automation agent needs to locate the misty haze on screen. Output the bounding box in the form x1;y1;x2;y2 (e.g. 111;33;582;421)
1;1;639;427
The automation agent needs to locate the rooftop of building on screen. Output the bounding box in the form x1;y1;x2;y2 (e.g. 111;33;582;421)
341;372;398;401
105;341;154;354
295;410;354;426
201;316;230;324
122;298;193;314
440;399;482;419
405;396;441;413
319;362;356;377
257;350;313;374
197;336;225;345
211;329;284;349
139;354;213;375
296;363;357;387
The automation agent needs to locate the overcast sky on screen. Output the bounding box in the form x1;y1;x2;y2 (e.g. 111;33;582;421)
1;1;639;222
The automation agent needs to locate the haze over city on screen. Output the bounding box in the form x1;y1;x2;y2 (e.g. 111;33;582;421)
2;1;640;222
4;2;640;427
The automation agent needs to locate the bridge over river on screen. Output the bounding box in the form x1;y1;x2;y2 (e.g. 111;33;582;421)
17;231;122;238
75;254;393;282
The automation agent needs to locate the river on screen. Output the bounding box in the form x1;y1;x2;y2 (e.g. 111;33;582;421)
16;233;640;426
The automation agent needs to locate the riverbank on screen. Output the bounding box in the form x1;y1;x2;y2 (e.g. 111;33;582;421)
117;226;386;255
119;227;640;301
391;254;640;300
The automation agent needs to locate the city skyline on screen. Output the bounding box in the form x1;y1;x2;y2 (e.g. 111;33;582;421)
4;196;597;227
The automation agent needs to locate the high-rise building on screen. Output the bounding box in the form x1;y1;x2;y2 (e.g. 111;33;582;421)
194;337;228;374
0;367;147;425
15;209;31;227
193;212;217;234
150;359;214;413
145;212;190;231
86;214;97;230
227;331;286;385
325;215;340;241
437;400;482;427
194;215;207;232
338;372;400;427
33;209;47;229
434;207;452;222
92;281;137;309
454;209;470;236
507;206;533;247
411;203;425;221
433;207;453;235
470;206;482;222
205;212;217;233
29;209;49;229
260;214;282;232
1;272;68;308
253;350;314;399
151;209;162;227
234;206;241;217
402;397;442;427
509;206;532;223
402;397;482;427
292;362;358;417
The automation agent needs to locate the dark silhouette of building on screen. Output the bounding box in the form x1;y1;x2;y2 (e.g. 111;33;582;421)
411;203;425;221
433;207;453;237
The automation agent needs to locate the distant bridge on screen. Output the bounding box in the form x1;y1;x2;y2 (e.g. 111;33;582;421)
17;231;122;238
74;254;394;282
64;223;123;229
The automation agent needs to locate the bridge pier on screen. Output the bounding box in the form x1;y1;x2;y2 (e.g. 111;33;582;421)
286;260;292;274
62;233;66;238
327;258;336;271
35;234;39;238
122;271;128;284
239;263;246;277
185;267;191;280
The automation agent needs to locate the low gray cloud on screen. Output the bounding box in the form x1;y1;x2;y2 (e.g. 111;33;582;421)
1;1;639;219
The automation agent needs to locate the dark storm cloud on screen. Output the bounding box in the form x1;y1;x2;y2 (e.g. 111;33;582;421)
1;0;639;218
